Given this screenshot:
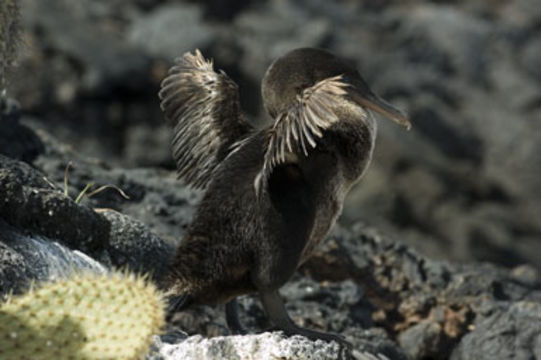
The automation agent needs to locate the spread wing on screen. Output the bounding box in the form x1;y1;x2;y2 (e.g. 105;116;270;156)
254;75;349;196
159;49;252;189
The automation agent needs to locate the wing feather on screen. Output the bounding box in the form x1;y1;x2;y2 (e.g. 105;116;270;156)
254;75;349;196
159;49;252;189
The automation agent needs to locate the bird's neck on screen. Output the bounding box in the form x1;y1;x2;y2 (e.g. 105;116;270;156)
324;111;377;184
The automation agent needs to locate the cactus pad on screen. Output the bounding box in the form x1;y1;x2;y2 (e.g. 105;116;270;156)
0;272;165;360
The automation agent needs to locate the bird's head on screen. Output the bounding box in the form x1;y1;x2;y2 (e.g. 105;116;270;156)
261;48;411;130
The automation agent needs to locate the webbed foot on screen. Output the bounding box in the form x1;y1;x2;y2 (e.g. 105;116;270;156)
259;290;352;353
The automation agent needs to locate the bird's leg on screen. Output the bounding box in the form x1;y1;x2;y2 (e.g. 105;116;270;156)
259;290;352;350
225;298;247;334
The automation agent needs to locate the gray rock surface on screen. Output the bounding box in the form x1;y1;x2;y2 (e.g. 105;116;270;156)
128;3;215;61
154;332;348;360
0;219;106;296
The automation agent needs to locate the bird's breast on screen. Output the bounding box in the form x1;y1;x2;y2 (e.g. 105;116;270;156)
298;115;377;263
300;194;343;264
296;153;349;264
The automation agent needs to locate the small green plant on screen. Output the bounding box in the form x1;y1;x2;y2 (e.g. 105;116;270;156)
63;161;130;204
0;271;165;360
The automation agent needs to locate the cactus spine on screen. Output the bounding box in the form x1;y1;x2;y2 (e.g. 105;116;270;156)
0;272;165;360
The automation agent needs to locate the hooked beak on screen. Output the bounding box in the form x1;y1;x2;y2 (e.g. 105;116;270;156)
351;91;411;130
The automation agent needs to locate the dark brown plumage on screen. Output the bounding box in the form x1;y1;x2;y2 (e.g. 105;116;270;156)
159;48;410;347
255;74;349;195
159;50;252;188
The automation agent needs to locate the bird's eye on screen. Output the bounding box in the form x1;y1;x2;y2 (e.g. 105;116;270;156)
342;75;350;83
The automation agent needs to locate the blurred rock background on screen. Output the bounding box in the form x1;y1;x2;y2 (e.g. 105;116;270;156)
5;0;541;270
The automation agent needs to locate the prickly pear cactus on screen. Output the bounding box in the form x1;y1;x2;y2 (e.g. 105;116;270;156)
0;272;165;360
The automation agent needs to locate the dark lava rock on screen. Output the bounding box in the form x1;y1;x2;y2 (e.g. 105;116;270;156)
0;230;29;295
101;209;173;280
0;98;44;162
0;126;181;293
0;155;110;256
451;301;541;360
300;224;541;359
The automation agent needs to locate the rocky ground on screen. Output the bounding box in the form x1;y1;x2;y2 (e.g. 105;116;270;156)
2;0;541;359
2;104;541;359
